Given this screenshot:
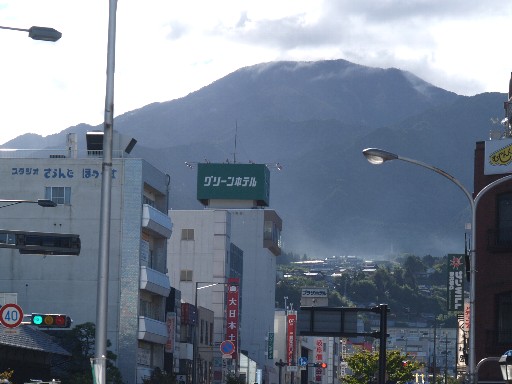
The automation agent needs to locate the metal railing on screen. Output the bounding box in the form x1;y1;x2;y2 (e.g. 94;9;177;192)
0;148;127;159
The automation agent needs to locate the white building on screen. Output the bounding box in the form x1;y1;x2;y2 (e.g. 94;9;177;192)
166;161;282;384
167;207;282;384
0;133;173;384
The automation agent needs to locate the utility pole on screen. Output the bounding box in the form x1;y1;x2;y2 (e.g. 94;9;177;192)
444;333;449;384
433;321;437;384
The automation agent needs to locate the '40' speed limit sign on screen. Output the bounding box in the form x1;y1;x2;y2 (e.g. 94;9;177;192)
0;303;24;328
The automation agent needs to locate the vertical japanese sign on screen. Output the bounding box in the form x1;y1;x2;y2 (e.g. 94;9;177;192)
165;312;176;353
287;312;297;365
226;278;240;360
447;254;465;312
456;314;468;375
315;338;323;382
267;332;274;359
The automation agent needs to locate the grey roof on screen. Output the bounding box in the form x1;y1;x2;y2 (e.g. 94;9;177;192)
0;325;71;356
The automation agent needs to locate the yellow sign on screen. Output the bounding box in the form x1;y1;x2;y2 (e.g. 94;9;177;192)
485;139;512;175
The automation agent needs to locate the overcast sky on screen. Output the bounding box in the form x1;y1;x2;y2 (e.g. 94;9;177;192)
1;0;511;145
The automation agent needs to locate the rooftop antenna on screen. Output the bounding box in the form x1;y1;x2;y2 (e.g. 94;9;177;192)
233;121;238;164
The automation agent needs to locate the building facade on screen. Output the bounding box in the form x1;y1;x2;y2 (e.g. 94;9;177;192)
167;208;281;384
473;138;512;381
0;133;173;383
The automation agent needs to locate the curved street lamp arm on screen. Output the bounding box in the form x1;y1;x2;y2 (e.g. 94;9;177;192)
397;155;475;210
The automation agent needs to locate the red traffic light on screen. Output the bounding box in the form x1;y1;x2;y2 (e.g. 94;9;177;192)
314;362;327;368
31;313;72;328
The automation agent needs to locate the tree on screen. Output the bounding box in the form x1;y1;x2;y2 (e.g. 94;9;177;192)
53;322;123;384
342;348;422;384
0;369;13;383
142;367;176;384
225;373;245;384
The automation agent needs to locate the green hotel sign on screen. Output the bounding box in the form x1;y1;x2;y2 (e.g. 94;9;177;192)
197;163;270;206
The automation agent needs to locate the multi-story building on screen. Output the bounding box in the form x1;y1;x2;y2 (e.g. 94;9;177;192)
473;136;512;381
167;162;282;384
0;132;173;384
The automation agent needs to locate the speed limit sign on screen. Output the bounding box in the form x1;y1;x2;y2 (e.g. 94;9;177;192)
0;303;24;328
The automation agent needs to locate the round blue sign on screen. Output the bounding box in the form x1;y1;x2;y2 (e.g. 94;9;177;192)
220;340;235;354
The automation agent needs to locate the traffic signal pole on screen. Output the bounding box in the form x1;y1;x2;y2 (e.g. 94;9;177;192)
275;359;286;384
378;304;388;384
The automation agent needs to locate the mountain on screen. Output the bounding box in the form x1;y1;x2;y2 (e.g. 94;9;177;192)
2;59;507;258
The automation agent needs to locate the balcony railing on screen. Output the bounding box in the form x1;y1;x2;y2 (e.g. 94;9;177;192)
0;148;127;159
142;204;173;238
140;266;171;297
138;316;168;344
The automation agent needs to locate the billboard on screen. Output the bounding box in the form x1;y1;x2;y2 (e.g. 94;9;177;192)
197;163;270;206
484;138;512;175
225;278;240;360
287;312;297;365
447;254;465;312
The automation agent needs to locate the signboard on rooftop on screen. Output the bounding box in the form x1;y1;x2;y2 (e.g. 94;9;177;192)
485;138;512;175
197;163;270;206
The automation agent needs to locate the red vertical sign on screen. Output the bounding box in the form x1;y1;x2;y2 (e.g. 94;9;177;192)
315;338;323;382
225;278;240;360
287;313;297;365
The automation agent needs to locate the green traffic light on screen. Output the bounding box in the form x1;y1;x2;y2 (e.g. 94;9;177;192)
32;315;43;325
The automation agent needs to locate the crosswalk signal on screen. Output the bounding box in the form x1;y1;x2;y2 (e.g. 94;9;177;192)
31;314;72;328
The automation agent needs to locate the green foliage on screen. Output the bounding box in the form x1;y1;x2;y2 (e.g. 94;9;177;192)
225;373;246;384
142;367;176;384
342;348;422;384
277;253;458;324
53;322;123;384
0;369;14;383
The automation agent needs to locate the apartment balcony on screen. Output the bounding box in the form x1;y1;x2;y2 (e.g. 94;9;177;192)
142;204;173;238
140;266;171;297
138;316;168;344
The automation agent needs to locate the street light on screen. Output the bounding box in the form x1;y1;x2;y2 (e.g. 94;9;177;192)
194;282;216;384
193;282;222;384
0;25;62;42
193;281;239;384
93;0;117;382
362;147;512;384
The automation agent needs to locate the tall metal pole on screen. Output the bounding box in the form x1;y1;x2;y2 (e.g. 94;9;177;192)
193;282;225;384
363;148;512;384
445;333;448;384
94;0;117;383
378;304;387;384
433;320;437;384
193;282;199;384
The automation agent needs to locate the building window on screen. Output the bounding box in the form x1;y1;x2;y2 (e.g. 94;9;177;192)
181;229;194;240
180;270;193;281
45;186;71;205
497;291;512;343
497;193;512;245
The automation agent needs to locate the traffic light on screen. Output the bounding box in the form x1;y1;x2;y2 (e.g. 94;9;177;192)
402;360;409;367
31;314;72;328
17;232;81;256
313;362;327;368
